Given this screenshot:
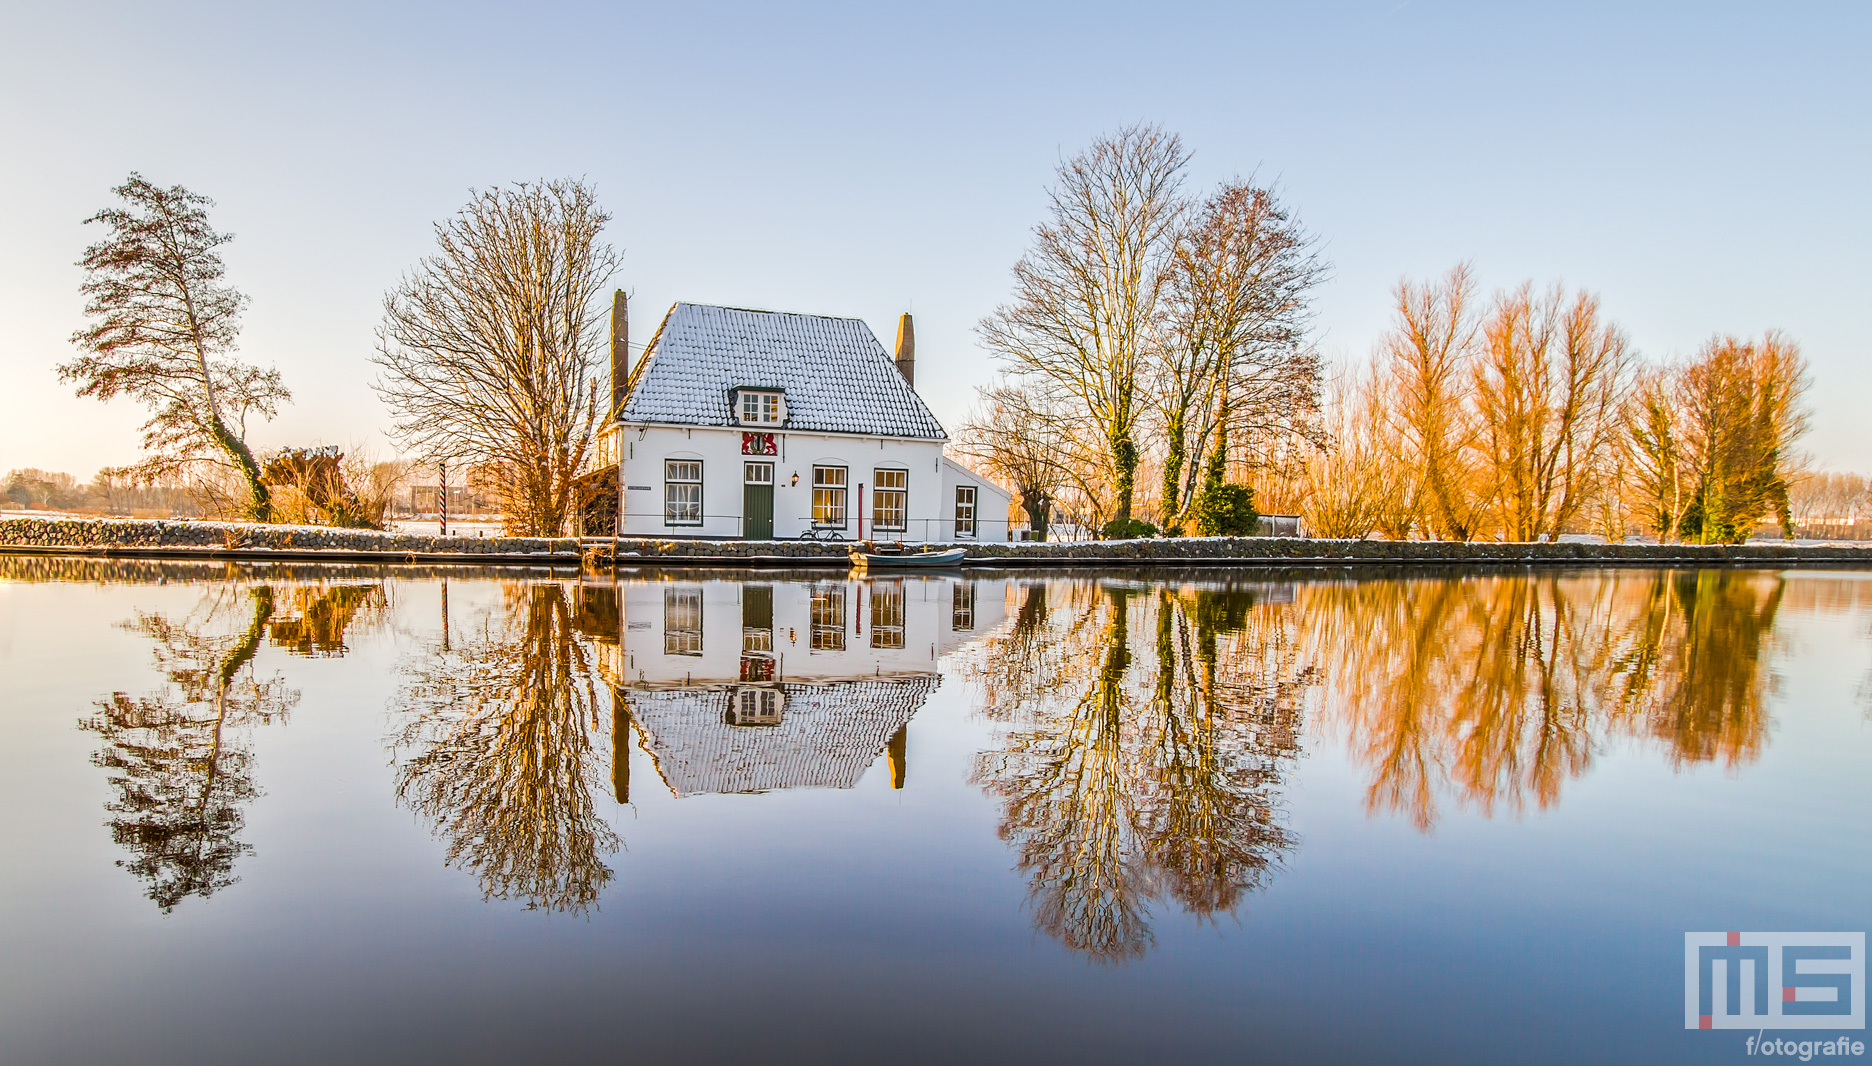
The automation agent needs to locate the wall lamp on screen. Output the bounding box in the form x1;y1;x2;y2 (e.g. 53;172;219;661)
789;472;799;487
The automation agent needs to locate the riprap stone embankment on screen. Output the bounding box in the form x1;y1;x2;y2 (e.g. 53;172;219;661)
5;516;1872;569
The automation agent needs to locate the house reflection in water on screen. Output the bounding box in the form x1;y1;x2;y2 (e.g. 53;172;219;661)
578;575;1006;798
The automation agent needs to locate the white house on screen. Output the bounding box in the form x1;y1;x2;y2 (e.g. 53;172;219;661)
585;575;1010;797
594;298;1011;542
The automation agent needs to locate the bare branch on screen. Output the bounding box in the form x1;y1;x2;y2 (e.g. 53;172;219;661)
373;179;620;536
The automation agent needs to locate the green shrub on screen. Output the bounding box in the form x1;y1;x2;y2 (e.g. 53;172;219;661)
1100;517;1160;540
1191;482;1259;537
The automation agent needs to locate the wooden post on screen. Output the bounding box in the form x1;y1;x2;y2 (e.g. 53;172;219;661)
438;459;449;537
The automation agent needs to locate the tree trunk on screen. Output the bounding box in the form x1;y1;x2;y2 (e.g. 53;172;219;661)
1160;410;1187;532
1203;397;1229;499
208;415;271;522
1112;432;1138;524
1020;489;1051;541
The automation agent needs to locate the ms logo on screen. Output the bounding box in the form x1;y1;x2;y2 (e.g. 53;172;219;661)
1685;932;1865;1030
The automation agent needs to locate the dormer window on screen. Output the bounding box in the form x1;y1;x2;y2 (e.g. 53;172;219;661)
724;686;785;726
735;388;785;426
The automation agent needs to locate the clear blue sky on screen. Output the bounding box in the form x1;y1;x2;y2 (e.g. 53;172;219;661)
2;1;1866;477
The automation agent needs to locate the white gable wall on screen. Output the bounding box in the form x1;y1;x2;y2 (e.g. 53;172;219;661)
620;424;992;541
613;575;1008;687
939;456;1014;542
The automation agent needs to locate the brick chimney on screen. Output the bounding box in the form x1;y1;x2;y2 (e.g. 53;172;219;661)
887;723;907;789
613;703;631;803
609;289;629;420
893;312;915;388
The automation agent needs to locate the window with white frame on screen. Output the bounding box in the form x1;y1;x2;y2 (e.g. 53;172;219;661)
870;583;905;649
812;465;847;527
873;468;907;532
727;686;784;726
810;585;846;651
952;582;976;631
737;390;784;426
954;486;977;538
665;460;702;525
663;588;703;655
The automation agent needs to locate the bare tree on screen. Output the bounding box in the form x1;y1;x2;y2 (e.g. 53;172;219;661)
1158;182;1326;531
1473;285;1633;540
344;450;415;529
979;125;1189;526
953;383;1076;540
1620;334;1809;544
374;180;620;537
1672;333;1809;543
1377;264;1486;539
1789;472;1870;538
1623;365;1688;541
1579;428;1637;542
61;175;288;521
1299;365;1400;539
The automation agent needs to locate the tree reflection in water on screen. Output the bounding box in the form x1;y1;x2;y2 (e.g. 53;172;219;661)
388;582;618;914
1314;569;1784;830
967;582;1305;962
81;585;298;912
74;566;1793;937
968;569;1789;960
82;581;386;911
266;584;386;657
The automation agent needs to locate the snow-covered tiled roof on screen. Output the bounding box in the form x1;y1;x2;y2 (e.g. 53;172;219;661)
617;303;947;440
625;675;938;796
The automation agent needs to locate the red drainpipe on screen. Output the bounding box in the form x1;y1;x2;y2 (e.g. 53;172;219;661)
857;483;864;540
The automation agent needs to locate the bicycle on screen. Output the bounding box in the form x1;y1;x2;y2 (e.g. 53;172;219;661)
799;526;846;542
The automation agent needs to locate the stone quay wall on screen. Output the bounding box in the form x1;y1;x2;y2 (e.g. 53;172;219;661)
614;535;1872;567
940;537;1872;567
0;517;578;561
6;516;1872;569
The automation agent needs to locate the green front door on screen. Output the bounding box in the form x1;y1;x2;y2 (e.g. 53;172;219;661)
743;462;774;539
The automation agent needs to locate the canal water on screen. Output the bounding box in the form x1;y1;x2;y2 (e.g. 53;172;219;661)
1;559;1867;1065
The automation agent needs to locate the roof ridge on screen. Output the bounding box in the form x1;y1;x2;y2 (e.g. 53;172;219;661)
677;300;869;323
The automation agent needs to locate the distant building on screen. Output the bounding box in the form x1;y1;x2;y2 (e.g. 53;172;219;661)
586;295;1012;542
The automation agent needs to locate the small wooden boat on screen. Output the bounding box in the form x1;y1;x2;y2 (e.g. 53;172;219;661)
849;544;968;570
